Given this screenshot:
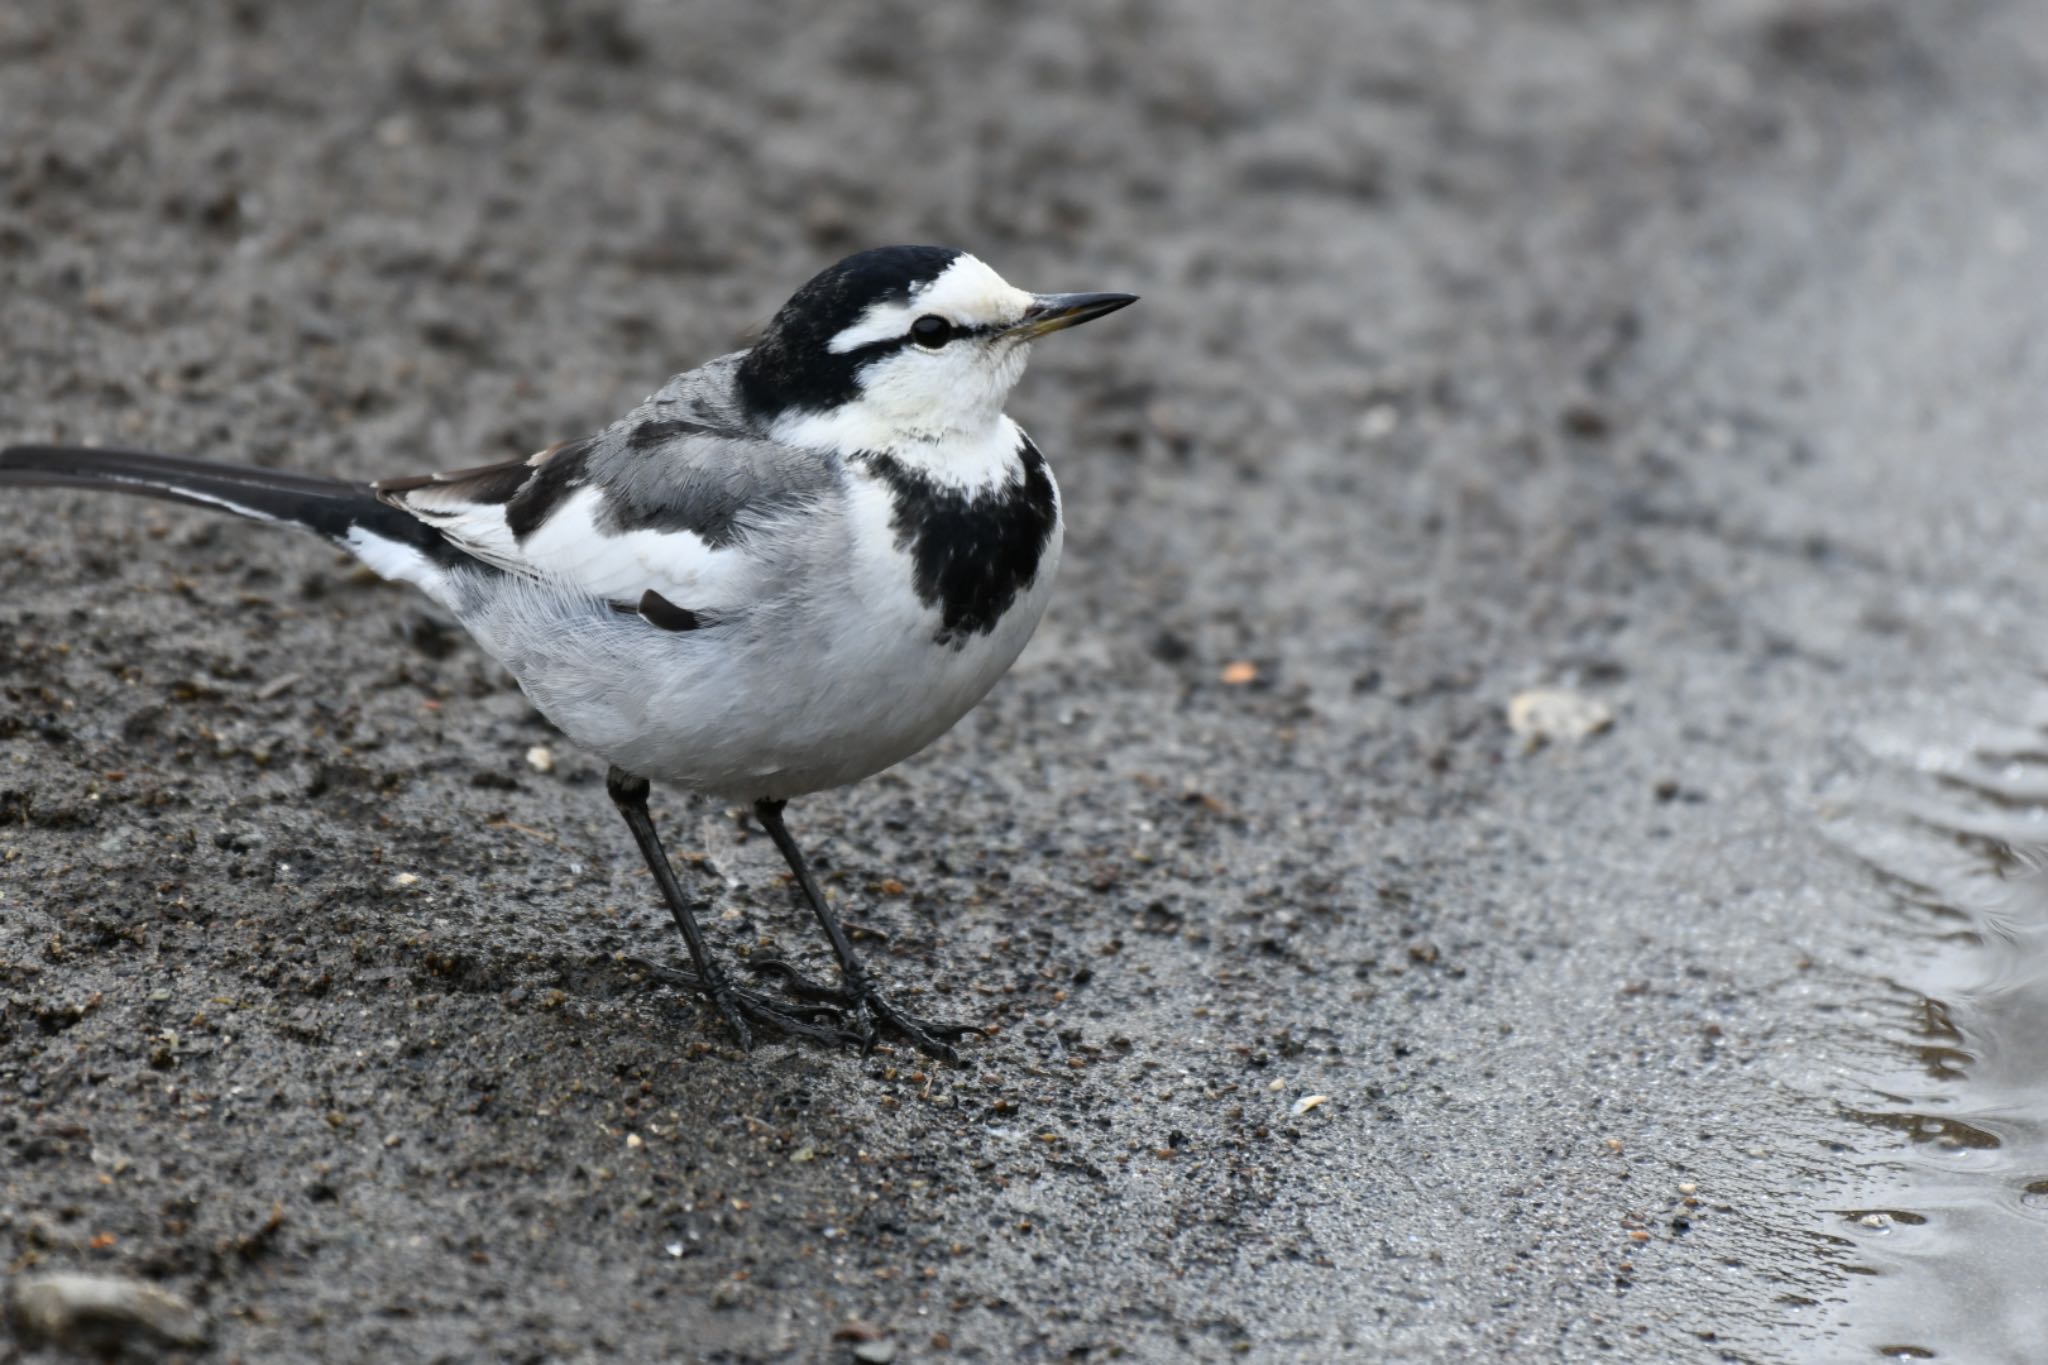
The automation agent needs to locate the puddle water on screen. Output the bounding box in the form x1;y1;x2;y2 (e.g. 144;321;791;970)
1818;714;2048;1359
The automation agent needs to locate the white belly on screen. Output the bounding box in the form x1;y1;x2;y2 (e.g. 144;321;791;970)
467;515;1062;800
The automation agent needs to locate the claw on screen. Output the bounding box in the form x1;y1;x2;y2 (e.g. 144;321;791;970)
858;990;976;1063
743;956;850;1004
713;988;755;1052
635;956;974;1059
760;966;975;1061
631;957;860;1048
720;991;859;1050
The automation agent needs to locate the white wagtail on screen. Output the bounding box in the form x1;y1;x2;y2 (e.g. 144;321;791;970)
1;245;1136;1061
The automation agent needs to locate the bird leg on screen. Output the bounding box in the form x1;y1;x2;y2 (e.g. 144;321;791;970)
607;767;854;1050
749;798;978;1062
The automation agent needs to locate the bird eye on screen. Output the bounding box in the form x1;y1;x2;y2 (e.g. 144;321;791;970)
910;314;954;348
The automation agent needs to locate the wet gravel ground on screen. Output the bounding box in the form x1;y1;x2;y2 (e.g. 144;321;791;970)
7;1;2048;1360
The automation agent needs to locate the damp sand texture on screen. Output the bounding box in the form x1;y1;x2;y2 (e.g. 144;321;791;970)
8;3;2048;1362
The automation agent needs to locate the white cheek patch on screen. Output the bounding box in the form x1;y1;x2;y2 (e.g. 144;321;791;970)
824;253;1034;354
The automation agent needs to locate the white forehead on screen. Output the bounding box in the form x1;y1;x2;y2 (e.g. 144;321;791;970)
826;254;1034;354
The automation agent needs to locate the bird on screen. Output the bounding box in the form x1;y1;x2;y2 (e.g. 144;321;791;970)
0;245;1136;1062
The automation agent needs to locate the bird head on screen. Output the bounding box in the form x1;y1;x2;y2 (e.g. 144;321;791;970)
737;246;1136;457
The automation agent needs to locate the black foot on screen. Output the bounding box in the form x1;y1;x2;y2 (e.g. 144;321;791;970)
741;956;849;1002
744;959;979;1062
631;958;859;1050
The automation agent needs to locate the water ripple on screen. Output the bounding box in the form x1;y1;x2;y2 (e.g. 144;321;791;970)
1818;721;2048;1359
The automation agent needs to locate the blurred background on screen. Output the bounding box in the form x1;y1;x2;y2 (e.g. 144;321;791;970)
7;2;2048;1360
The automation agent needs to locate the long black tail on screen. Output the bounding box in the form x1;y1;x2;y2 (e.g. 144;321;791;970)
0;444;463;573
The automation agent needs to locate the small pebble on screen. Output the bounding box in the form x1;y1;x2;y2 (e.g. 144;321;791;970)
1508;687;1614;747
1290;1093;1329;1118
525;745;555;773
10;1273;207;1349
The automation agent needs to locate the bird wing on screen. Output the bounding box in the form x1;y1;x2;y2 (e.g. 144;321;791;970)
375;382;836;617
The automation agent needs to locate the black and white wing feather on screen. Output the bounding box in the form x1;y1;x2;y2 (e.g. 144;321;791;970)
375;355;838;620
2;356;838;631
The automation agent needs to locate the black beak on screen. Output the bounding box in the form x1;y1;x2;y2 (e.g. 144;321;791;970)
1008;291;1140;340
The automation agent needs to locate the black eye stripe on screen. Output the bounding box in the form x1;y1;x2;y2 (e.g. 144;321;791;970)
839;320;1005;372
908;315;1008;349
